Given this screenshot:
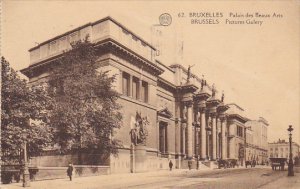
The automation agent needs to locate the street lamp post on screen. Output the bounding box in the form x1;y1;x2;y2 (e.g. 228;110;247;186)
22;140;30;187
287;125;294;176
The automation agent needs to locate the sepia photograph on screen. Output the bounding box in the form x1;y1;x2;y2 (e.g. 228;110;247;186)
1;0;299;188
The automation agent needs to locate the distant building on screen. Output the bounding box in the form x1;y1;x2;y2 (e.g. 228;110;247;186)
245;117;269;164
268;139;300;159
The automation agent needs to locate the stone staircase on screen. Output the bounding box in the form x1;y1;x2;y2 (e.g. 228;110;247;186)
201;160;218;169
180;159;218;170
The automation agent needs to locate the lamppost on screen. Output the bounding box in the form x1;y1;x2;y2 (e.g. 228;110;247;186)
287;125;294;176
22;134;30;187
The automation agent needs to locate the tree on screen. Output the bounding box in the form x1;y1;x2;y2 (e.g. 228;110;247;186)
1;57;53;164
48;37;122;164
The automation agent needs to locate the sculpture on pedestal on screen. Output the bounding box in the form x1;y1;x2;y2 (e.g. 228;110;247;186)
187;64;194;83
212;84;216;98
201;75;205;90
130;112;149;145
221;91;225;102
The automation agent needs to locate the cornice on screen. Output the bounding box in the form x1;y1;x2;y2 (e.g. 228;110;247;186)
22;38;164;78
227;114;249;124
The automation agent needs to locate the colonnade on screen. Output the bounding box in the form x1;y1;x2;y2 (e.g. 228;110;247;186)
179;90;229;161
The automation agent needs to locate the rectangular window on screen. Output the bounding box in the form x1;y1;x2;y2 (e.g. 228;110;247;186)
122;72;130;96
141;81;148;103
132;77;139;100
237;126;243;137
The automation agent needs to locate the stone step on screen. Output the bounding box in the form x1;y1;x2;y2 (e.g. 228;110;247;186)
201;161;218;169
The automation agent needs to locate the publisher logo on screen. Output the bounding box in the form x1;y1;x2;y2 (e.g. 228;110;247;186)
159;13;172;26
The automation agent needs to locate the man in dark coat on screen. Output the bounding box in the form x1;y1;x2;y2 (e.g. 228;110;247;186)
169;160;173;171
67;163;74;181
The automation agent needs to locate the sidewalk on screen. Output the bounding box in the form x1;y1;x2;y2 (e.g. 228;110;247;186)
0;168;221;189
0;167;258;189
259;172;300;189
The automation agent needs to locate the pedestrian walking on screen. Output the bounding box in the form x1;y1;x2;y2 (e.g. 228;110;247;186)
67;163;74;181
169;160;173;171
188;161;192;170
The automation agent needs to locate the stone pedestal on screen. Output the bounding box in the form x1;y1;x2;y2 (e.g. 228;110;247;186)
133;145;147;173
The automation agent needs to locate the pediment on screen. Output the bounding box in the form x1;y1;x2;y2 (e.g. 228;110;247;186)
157;107;173;118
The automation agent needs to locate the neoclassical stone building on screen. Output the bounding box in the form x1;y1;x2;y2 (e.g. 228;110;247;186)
268;139;300;159
245;117;269;164
21;17;251;173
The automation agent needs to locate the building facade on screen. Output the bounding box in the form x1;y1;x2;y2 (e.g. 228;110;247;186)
268;139;300;159
245;117;269;164
21;17;258;173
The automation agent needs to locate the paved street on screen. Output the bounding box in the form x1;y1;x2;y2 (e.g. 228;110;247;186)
2;167;300;189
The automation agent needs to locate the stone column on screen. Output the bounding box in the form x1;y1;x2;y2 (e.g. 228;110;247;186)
182;123;186;154
207;131;210;159
166;122;170;153
200;109;206;159
216;118;221;159
221;118;227;159
211;114;217;160
175;120;181;155
192;126;195;156
195;127;200;157
157;120;160;155
187;102;193;159
229;137;235;159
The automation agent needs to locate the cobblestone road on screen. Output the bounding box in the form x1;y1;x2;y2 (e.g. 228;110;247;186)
2;167;299;189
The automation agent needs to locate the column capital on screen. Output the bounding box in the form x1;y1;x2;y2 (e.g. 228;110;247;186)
208;106;217;116
199;107;206;113
184;100;193;107
182;123;187;129
219;115;227;122
210;112;217;118
175;117;181;123
193;122;200;127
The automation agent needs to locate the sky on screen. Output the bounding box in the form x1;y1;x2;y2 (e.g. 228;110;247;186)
1;0;299;144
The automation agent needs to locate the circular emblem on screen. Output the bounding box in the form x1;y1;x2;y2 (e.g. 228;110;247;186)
159;13;172;26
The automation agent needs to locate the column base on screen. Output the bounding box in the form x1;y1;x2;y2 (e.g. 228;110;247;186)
22;172;30;187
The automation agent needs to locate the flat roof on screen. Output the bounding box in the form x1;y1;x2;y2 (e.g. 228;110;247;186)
29;16;156;51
